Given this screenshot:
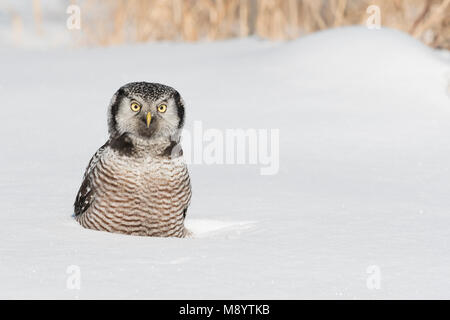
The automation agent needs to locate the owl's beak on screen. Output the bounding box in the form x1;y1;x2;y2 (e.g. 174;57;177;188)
146;112;152;128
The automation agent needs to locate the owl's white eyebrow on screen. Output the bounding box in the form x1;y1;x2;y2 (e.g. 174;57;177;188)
154;96;170;104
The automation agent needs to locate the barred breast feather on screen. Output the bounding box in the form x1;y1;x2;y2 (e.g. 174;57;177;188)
74;142;192;238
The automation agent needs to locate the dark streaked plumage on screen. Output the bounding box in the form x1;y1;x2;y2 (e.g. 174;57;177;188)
74;82;192;237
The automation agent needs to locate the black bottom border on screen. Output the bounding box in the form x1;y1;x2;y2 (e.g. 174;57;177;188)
0;300;448;318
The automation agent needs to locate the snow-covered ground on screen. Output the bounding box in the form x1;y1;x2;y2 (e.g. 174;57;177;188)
0;26;449;299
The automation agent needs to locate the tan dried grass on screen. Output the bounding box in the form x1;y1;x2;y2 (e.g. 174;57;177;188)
66;0;450;49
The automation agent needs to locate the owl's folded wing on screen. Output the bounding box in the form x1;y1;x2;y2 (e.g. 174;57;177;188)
74;175;94;216
74;141;109;216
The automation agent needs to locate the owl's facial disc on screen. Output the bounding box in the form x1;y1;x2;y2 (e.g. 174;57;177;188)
115;97;178;140
108;82;185;143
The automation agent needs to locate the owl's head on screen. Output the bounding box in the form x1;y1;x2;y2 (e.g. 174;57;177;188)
107;82;185;142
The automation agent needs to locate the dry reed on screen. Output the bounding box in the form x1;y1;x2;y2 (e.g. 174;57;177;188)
32;0;450;49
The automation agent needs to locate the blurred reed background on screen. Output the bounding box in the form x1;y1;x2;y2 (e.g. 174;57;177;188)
18;0;450;49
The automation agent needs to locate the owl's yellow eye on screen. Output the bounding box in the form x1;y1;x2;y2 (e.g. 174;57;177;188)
130;102;141;112
157;104;167;113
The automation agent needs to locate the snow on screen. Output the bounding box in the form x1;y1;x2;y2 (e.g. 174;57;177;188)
0;26;449;299
0;0;72;49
